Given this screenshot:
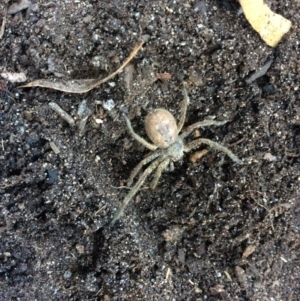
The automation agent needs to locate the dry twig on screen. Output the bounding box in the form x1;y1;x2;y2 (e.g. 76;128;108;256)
0;6;7;39
49;102;75;126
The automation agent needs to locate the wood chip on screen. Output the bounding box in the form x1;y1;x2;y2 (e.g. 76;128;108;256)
189;149;208;163
239;0;292;47
235;266;247;288
75;244;85;254
49;141;60;154
242;245;256;258
123;63;135;91
165;267;171;280
155;72;172;80
224;270;232;282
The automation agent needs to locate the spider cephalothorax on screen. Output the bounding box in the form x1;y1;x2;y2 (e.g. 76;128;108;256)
110;83;242;225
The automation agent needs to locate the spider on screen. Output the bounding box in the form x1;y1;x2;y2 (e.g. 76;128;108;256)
110;83;242;225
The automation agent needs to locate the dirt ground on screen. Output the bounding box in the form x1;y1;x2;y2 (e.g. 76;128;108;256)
0;0;299;300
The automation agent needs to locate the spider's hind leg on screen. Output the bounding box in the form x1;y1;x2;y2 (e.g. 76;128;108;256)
127;152;160;187
110;157;163;226
150;158;170;190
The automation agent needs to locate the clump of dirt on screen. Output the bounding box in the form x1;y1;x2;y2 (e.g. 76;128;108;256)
0;1;299;300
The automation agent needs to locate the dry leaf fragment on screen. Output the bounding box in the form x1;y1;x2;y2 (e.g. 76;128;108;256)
19;37;148;93
245;58;273;84
239;0;292;47
8;0;31;14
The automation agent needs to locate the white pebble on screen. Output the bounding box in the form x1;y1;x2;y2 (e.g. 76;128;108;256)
102;99;115;111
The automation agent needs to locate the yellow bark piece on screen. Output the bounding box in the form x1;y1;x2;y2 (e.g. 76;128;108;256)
239;0;292;47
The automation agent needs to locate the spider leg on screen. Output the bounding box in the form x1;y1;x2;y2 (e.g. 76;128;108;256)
184;138;242;164
177;82;190;133
180;120;228;139
110;157;163;226
123;113;157;151
127;151;160;187
150;158;170;190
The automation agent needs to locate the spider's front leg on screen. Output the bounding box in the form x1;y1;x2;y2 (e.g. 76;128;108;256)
123;113;157;151
181;120;228;139
150;158;170;190
184;138;242;164
110;157;164;226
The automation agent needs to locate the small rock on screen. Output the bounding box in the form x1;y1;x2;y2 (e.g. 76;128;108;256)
63;270;72;279
1;72;27;83
263;152;277;161
102;99;115;111
83;15;92;23
47;169;58;184
23;110;33;121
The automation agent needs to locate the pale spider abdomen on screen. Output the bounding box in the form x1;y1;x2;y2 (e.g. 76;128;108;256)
145;108;178;148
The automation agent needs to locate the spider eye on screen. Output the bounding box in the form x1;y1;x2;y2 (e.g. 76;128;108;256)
145;109;178;148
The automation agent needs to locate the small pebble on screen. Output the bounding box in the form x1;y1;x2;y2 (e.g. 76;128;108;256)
63;270;72;279
102;99;115;111
83;15;92;23
47;169;58;184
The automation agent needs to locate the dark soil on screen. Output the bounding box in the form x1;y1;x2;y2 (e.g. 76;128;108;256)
1;1;299;300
